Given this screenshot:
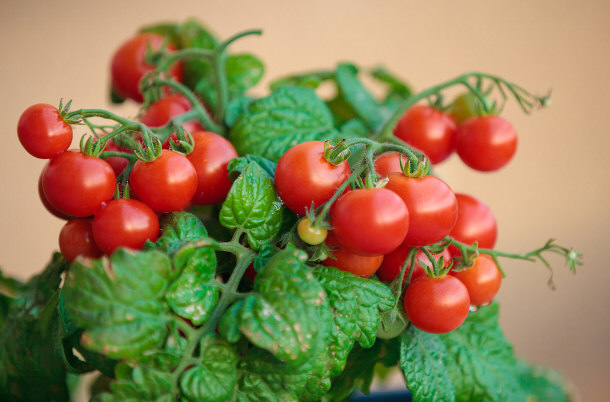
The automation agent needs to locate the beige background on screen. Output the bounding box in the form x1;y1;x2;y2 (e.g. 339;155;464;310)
1;0;609;400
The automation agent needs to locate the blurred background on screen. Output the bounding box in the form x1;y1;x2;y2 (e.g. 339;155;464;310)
1;0;608;400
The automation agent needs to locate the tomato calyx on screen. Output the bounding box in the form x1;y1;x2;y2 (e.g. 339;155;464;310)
167;126;195;155
400;156;430;178
134;131;163;161
323;139;351;165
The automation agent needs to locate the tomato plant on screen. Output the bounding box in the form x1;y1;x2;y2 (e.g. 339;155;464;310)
403;274;470;334
377;246;452;283
17;103;72;159
385;173;458;247
187;131;238;205
451;254;502;306
41;150;116;217
330;188;409;256
456;115;518;171
102;138;130;176
393;104;457;164
274;141;350;216
374;152;408;177
92;198;159;254
140;95;203;147
322;232;383;278
450;193;497;255
58;219;103;262
130;149;198;212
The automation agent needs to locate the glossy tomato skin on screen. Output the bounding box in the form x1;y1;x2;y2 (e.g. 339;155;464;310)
451;254;502;306
42;150;117;218
450;193;497;255
187;131;238;205
456;115;517;172
385;173;458;247
59;219;103;262
274;141;351;216
374;152;408;177
377;246;451;283
38;173;71;220
140;95;203;148
130;149;198;212
404;275;470;334
111;33;182;103
92;198;159;254
102;139;130;177
322;232;383;278
18;104;73;159
331;188;409;256
393;105;457;164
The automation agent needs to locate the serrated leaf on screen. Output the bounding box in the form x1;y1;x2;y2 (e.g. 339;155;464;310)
225;96;254;127
180;336;238;402
93;362;173;402
229;85;344;161
400;327;456;401
63;249;172;359
220;162;283;249
517;360;571;402
335;63;384;132
145;211;208;255
220;247;330;366
227;154;277;182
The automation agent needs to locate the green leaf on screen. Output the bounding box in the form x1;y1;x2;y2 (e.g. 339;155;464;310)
180;336;239;402
371;66;413;102
225;95;254;127
63;249;172;359
93;362;174;402
335;63;384;132
220;247;331;366
229;85;344;161
145;211;208;255
219;162;283;249
314;267;395;376
400;327;456;401
269;69;335;91
227;154;277;182
518;360;571;402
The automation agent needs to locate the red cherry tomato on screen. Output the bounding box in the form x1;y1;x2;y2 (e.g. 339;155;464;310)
393;105;457;164
456;115;517;172
130;149;198;212
41;150;117;217
17;103;73;159
449;193;497;256
322;232;383;278
451;254;502;306
385;173;458;247
92;198;159;254
330;188;409;256
374;152;408;177
102;139;130;177
111;33;182;103
377;246;452;283
274;141;351;216
404;274;470;334
187;131;238;205
140;95;203;148
38;173;71;220
59;219;103;262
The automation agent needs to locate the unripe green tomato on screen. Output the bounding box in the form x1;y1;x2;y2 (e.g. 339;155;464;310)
297;218;328;245
449;92;481;124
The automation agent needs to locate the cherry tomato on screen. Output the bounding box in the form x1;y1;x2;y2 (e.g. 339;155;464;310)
449;92;481;125
42;150;117;217
92;198;159;254
449;193;497;256
111;33;182;103
377;246;451;283
374;152;408;177
404;274;470;334
140;95;203;147
297;218;327;245
322;232;383;278
102;138;130;177
385;173;457;247
331;188;409;256
130;149;198;212
38;173;71;220
17;103;72;159
274;141;351;216
456;115;517;172
59;219;103;262
393;105;457;164
187;131;238;205
451;254;502;306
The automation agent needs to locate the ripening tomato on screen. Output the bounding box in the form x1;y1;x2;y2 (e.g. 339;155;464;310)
130;149;198;212
187;131;238;205
450;193;497;255
297;218;328;245
92;198;159;254
59;219;103;262
374;152;408;177
17;103;73;159
41;150;117;217
404;274;470;334
449;92;481;125
331;188;409;256
385;173;458;247
451;254;502;306
111;33;182;102
274;141;351;216
140;95;203;147
377;246;452;283
393;105;457;164
456;115;517;172
322;232;383;278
